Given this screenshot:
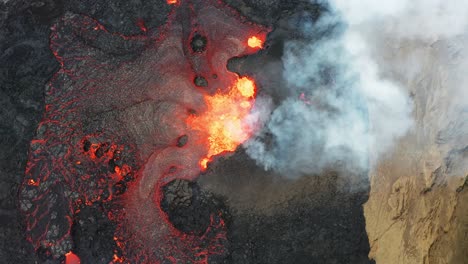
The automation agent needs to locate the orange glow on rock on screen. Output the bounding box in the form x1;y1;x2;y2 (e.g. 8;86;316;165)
27;179;39;186
112;254;124;263
187;76;257;170
65;252;80;264
200;158;210;169
247;36;263;49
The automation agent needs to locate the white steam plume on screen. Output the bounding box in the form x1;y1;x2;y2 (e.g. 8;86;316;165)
245;0;468;179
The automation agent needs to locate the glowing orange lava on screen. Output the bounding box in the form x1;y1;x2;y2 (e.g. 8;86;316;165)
247;36;263;49
27;179;39;186
167;0;178;4
187;76;257;169
65;252;80;264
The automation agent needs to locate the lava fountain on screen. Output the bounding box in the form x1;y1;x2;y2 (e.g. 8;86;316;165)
187;76;257;170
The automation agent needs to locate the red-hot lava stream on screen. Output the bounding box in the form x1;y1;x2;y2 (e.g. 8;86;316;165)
122;0;268;262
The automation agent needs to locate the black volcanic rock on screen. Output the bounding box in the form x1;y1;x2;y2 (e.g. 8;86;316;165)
161;179;226;236
71;204;116;264
191;34;208;53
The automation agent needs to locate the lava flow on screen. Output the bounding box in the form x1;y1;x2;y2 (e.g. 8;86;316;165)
19;0;269;262
65;251;80;264
187;76;257;169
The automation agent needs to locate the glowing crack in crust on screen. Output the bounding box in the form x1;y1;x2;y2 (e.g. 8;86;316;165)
19;0;268;262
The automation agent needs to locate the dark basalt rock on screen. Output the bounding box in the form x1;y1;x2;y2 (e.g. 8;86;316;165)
161;179;225;236
83;139;92;152
176;134;188;147
30;0;64;23
112;181;127;195
0;2;61;262
190;34;208;53
71;204;116;264
194;76;208;87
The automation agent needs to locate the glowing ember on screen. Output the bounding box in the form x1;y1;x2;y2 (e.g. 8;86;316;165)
112;254;124;263
247;36;263;49
187;76;257;169
65;252;80;264
167;0;178;4
27;179;39;186
200;158;210;170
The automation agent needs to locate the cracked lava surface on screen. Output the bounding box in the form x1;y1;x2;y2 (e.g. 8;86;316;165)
18;0;268;262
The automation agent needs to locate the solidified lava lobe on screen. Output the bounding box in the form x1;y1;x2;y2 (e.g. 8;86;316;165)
160;179;223;236
19;0;269;262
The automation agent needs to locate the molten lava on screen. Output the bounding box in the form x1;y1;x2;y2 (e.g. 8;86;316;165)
167;0;178;4
187;76;257;169
65;252;80;264
248;36;263;49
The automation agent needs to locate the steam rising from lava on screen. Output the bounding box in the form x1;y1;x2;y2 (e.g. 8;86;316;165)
245;7;412;178
245;0;468;180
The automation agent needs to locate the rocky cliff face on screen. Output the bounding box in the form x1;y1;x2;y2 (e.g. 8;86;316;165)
364;37;468;264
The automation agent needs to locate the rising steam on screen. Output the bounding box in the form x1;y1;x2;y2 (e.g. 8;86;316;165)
245;0;468;178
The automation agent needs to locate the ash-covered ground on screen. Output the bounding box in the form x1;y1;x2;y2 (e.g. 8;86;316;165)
0;0;373;263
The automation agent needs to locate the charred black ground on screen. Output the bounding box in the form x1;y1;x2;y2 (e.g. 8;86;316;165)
199;148;373;264
161;179;226;236
71;204;116;264
1;0;373;263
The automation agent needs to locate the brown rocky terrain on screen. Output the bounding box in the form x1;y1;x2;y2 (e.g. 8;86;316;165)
364;37;468;264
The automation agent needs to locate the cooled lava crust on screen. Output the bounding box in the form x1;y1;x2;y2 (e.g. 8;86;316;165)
18;0;268;262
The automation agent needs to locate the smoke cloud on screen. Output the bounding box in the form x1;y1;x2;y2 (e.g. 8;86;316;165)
245;0;468;179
